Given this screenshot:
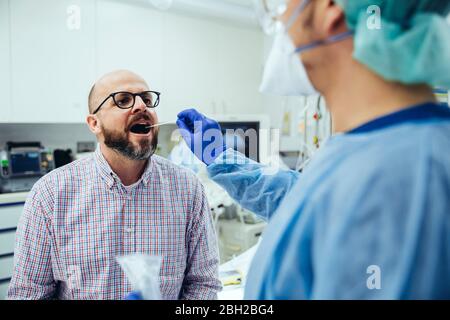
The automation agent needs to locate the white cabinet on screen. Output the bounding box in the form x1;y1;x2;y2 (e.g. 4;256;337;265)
0;280;9;299
161;16;264;121
0;231;15;256
5;0;265;124
0;0;11;123
0;255;14;281
0;204;22;230
215;24;264;115
161;13;220;121
96;0;165;113
10;0;96;123
0;202;25;300
96;1;264;122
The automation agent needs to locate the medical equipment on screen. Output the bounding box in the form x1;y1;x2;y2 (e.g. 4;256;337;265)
0;142;54;193
192;158;265;264
217;213;266;263
266;96;332;171
293;96;332;171
213;114;271;164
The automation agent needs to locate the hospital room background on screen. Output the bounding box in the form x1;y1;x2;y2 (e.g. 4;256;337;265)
0;0;449;299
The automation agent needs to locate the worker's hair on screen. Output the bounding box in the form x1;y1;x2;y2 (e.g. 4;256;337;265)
88;84;96;114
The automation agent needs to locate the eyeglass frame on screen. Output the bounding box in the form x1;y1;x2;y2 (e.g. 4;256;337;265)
92;90;161;114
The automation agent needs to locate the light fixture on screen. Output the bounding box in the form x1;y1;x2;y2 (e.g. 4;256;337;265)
148;0;173;10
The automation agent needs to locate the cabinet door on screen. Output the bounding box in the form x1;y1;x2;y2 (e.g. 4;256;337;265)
0;0;11;123
0;231;15;256
0;204;23;230
10;0;95;123
216;25;264;115
0;255;14;280
96;0;165;116
161;14;219;121
0;280;9;300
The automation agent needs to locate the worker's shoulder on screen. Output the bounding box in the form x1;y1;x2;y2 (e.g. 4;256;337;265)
342;120;450;181
151;154;202;185
375;120;450;164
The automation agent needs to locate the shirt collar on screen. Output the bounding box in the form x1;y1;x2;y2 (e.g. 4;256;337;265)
94;145;153;189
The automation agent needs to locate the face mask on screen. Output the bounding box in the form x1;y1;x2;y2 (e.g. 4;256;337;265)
259;0;353;97
259;30;318;96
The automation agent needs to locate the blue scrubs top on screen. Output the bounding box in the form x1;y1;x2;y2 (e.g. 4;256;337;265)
208;102;450;299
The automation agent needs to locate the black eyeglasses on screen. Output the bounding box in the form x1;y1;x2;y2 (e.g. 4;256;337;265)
92;91;161;114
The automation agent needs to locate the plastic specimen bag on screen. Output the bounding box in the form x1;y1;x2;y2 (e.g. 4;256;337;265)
116;253;162;300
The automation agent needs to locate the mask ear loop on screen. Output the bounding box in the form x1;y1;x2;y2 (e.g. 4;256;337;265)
294;30;354;53
273;0;312;54
285;0;311;31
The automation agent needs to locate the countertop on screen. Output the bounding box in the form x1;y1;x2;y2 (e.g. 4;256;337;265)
0;192;28;205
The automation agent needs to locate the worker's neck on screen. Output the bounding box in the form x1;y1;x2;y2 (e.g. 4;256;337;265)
321;56;436;133
100;143;147;186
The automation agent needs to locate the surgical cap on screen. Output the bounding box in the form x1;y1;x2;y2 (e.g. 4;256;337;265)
334;0;450;88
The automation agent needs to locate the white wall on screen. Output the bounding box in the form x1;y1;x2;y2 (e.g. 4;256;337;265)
0;0;11;123
9;0;96;123
96;0;265;122
0;0;265;124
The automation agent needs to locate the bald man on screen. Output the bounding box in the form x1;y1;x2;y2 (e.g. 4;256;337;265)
7;70;221;300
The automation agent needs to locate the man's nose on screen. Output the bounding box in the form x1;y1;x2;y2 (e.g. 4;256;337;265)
131;95;147;114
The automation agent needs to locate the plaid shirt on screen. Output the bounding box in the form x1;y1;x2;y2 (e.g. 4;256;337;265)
7;147;221;300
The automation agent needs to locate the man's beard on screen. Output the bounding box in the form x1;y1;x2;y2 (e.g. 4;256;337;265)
102;125;158;161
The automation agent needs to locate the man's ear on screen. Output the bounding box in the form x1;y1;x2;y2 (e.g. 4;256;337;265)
322;1;347;36
86;114;101;135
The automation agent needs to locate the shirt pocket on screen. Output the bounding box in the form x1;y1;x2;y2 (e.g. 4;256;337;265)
57;220;117;299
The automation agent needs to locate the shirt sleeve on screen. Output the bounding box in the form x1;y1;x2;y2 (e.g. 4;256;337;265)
7;183;57;300
180;179;222;300
207;148;300;220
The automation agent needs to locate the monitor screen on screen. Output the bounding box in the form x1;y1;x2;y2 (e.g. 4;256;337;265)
10;152;41;176
219;121;260;162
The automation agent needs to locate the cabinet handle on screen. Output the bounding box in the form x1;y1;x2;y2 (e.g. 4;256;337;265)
0;227;16;233
0;277;12;284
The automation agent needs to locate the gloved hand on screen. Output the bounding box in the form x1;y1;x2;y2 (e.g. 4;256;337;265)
176;108;226;165
124;291;143;300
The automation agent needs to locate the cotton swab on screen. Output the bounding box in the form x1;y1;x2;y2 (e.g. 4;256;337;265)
145;121;175;128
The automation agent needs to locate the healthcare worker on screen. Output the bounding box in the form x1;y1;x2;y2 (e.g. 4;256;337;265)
176;0;450;299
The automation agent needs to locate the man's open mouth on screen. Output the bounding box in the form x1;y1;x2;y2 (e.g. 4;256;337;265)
129;123;151;135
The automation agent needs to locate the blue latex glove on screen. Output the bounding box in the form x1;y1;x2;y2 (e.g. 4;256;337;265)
176;108;226;165
124;291;143;300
